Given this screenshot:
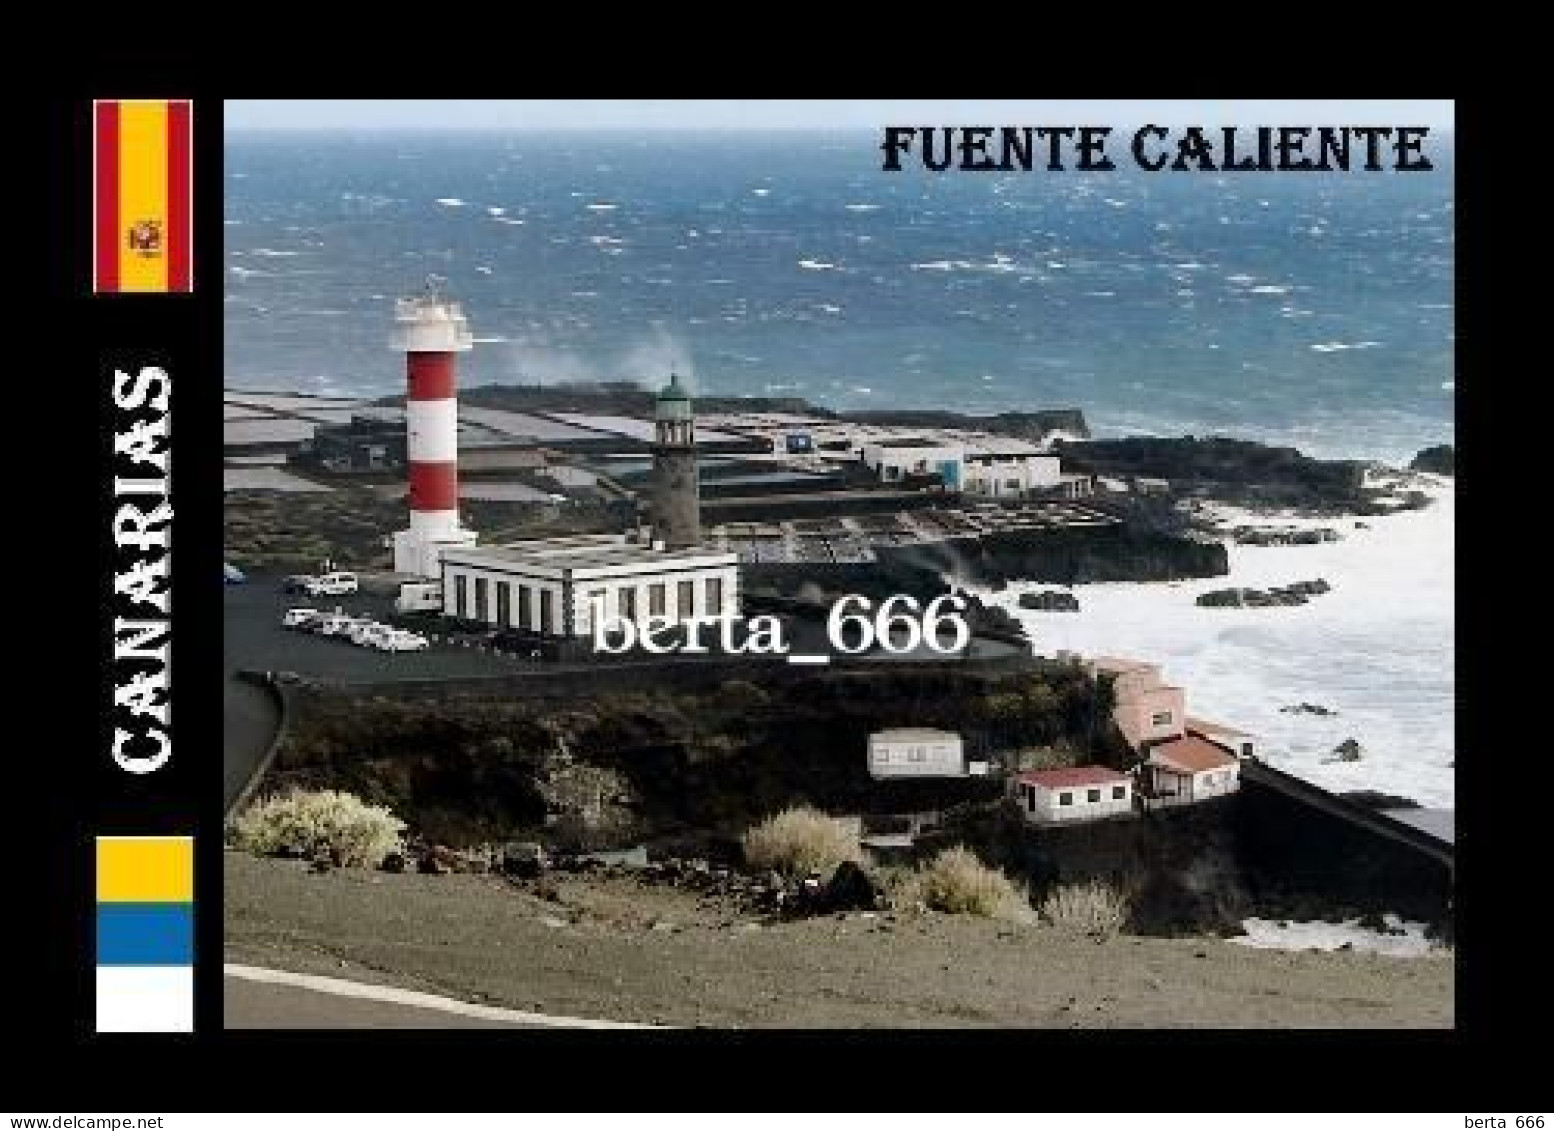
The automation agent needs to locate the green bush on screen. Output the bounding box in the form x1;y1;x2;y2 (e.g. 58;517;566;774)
895;846;1034;923
229;789;405;868
742;806;863;879
1039;880;1130;937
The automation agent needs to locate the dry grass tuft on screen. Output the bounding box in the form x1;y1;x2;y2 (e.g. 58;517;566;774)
890;846;1034;923
742;806;863;879
229;789;405;869
1038;880;1130;938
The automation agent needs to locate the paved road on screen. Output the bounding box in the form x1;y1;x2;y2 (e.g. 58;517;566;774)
223;675;280;814
224;965;650;1029
223;576;529;812
224;977;543;1028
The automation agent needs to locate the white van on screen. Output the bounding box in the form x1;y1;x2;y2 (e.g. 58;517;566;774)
381;629;430;652
306;571;359;596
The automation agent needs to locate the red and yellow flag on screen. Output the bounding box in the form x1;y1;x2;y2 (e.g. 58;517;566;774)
94;100;192;293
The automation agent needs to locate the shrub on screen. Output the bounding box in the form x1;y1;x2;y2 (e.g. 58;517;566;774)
742;806;863;879
902;846;1034;923
229;789;405;868
1039;880;1130;938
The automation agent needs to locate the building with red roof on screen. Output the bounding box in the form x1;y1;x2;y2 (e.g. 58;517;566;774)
1013;765;1134;825
1143;734;1241;808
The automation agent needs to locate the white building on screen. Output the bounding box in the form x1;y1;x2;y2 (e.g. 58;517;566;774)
1143;735;1241;808
861;440;965;488
439;534;739;638
539;465;601;490
962;453;1061;497
867;728;967;779
861;440;1092;500
1013;766;1134;824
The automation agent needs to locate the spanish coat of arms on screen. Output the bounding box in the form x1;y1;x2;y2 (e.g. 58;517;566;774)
127;219;163;257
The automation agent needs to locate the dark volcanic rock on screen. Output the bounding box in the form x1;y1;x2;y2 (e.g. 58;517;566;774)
1409;444;1455;476
501;842;547;878
1197;588;1247;608
1285;579;1331;597
1343;790;1421;811
1231;526;1340;546
823;861;882;912
1017;589;1081;613
1056;436;1367;511
1197;579;1331;609
1332;738;1363;762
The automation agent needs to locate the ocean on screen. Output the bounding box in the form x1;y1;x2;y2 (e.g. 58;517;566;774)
224;130;1454;465
224;129;1455;805
975;482;1454;808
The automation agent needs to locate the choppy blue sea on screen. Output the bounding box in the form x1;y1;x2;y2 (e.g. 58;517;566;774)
225;130;1453;464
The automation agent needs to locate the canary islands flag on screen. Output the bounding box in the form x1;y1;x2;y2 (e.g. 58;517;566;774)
93;99;192;293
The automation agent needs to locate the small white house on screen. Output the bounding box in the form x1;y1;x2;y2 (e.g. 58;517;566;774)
867;728;966;779
1014;766;1134;824
1144;736;1240;808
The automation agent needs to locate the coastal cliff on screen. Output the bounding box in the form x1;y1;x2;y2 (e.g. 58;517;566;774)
1059;436;1389;513
1409;444;1455;476
884;526;1228;586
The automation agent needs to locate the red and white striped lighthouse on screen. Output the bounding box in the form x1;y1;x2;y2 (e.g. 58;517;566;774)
390;283;478;577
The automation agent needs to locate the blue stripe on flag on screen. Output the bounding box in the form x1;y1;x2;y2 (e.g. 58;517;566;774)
96;902;193;966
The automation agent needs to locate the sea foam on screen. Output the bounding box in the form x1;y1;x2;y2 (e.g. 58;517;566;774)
973;482;1454;808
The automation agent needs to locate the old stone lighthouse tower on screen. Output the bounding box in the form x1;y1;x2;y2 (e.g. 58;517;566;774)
650;372;701;549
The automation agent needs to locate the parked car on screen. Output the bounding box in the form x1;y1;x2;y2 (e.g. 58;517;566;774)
280;574;315;594
281;608;321;629
312;613;361;638
347;620;390;646
380;629;429;652
223;563;246;585
305;571;359;597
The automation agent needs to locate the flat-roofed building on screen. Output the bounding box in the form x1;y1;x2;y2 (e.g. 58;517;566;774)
861;439;965;488
962;453;1061;497
439;534;738;638
1089;656;1187;750
867;728;966;779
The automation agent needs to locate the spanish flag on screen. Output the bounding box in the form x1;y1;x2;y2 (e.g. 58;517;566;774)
94;100;192;293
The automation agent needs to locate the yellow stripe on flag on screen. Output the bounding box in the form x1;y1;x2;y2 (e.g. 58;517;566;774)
97;836;193;903
117;101;169;293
